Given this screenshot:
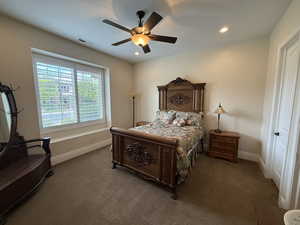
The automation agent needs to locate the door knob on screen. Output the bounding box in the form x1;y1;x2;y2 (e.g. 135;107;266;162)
274;132;280;136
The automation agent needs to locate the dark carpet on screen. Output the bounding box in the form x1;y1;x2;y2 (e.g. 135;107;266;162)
6;147;285;225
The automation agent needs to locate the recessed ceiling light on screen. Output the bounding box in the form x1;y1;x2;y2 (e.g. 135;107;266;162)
219;26;229;33
134;52;139;56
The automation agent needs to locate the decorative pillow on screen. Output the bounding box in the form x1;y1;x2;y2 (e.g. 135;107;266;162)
173;118;187;127
175;111;190;121
186;119;193;126
186;112;204;127
154;110;176;124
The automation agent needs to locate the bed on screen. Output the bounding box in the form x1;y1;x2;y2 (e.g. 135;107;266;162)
110;77;206;199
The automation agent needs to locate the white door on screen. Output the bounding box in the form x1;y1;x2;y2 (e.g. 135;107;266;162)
272;39;300;188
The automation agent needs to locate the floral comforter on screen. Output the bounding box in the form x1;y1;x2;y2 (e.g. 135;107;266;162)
130;122;204;183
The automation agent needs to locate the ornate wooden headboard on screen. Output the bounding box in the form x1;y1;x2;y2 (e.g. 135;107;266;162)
157;77;206;113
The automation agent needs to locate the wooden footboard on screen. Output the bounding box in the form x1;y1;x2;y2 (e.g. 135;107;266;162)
110;127;178;199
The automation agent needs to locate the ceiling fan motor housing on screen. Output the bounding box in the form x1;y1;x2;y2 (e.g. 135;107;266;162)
136;10;146;27
136;10;146;20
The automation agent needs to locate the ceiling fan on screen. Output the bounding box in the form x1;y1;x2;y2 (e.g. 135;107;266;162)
103;10;178;54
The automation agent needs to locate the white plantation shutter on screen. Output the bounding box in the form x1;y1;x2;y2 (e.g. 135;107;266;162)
32;53;106;129
77;69;104;122
35;61;78;128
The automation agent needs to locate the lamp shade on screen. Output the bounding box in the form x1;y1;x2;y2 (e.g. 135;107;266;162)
214;104;226;114
129;91;140;98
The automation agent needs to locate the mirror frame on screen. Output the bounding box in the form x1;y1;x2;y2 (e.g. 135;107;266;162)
0;83;18;156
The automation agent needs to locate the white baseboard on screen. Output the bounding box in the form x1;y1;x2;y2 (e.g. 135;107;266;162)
279;194;290;210
239;152;273;178
51;138;112;166
258;156;272;178
238;151;259;162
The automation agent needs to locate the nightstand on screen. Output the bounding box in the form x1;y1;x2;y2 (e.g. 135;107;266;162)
208;130;240;162
136;121;150;127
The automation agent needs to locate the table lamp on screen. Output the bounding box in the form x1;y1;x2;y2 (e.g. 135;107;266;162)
214;103;226;133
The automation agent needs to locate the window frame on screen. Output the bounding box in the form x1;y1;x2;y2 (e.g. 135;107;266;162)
32;51;108;134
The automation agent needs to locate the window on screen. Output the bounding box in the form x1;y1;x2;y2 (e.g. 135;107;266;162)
32;53;106;130
77;70;104;122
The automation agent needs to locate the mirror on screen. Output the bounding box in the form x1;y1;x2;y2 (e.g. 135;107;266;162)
0;92;12;151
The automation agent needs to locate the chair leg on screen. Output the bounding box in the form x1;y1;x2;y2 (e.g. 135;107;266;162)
46;169;54;178
0;216;6;225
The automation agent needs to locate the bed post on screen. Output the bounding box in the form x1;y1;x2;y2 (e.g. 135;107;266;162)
171;188;177;200
201;138;204;153
171;176;178;200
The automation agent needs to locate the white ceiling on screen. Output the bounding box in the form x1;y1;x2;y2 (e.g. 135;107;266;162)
0;0;291;63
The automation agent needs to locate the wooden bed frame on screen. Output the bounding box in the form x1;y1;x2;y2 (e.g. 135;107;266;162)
110;77;206;199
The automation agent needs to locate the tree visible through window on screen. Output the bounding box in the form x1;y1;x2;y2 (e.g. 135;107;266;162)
77;71;103;122
33;54;105;129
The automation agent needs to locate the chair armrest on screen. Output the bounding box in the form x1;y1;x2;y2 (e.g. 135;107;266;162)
15;137;51;155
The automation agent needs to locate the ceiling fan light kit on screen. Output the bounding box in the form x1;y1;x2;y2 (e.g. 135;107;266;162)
131;34;150;47
103;10;178;54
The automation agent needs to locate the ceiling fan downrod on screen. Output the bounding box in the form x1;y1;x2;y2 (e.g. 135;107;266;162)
136;10;145;27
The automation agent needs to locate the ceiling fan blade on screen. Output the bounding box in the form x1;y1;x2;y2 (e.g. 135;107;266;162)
112;38;131;46
143;12;163;32
103;19;133;34
148;34;177;44
142;44;151;54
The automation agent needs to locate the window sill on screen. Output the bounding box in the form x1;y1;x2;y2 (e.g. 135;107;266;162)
40;119;107;135
49;127;110;144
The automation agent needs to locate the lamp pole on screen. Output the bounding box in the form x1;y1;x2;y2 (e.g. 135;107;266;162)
132;96;135;127
216;113;221;133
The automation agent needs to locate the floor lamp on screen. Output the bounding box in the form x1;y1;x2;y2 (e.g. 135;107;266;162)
129;92;136;127
132;95;135;127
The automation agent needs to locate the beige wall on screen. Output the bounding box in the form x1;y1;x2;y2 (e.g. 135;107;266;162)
0;15;133;156
133;37;269;155
261;0;300;163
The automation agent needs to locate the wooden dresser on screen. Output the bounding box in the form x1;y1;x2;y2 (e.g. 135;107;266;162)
208;130;240;162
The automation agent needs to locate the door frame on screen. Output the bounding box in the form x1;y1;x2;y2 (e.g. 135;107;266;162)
265;29;300;209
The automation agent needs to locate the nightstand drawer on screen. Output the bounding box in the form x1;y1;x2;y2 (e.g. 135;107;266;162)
208;130;240;163
208;151;237;162
210;147;234;154
211;135;236;144
211;142;236;151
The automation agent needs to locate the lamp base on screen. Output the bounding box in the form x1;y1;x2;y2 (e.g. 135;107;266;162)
215;129;222;133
